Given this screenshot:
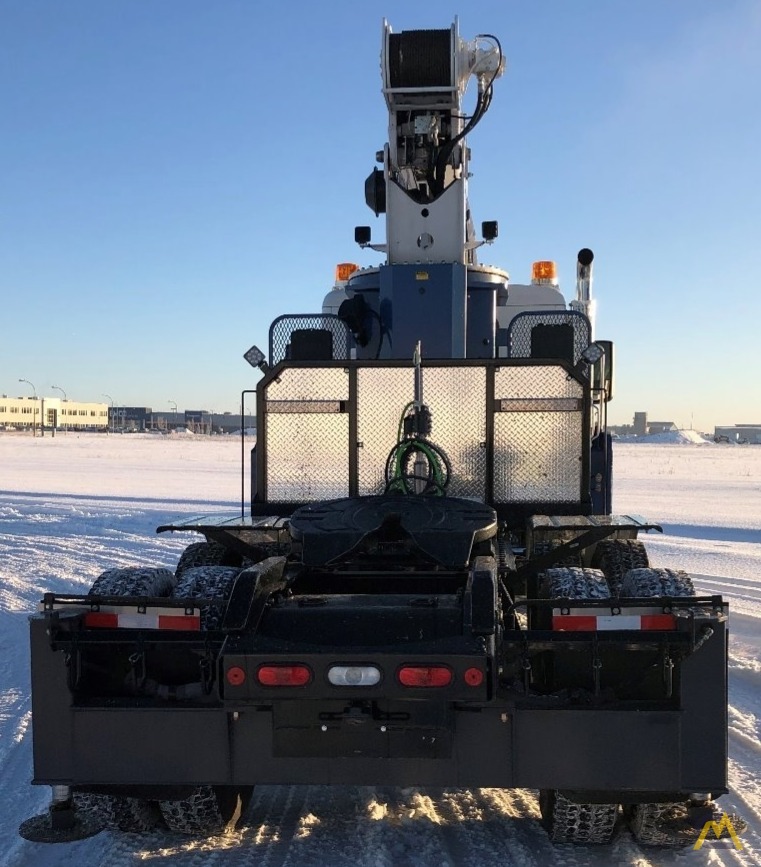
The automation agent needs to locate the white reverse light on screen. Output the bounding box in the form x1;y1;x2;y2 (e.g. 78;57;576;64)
327;665;381;686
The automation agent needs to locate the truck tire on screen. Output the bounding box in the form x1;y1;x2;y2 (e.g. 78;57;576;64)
175;541;229;578
619;567;695;598
539;790;619;844
591;539;649;595
539;566;611;600
75;788;162;834
626;802;689;847
537;569;617;844
88;566;176;597
83;568;176;829
171;565;242;630
158;785;252;836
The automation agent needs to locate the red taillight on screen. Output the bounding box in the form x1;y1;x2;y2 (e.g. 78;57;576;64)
464;667;484;687
226;666;246;686
397;666;452;688
257;664;312;687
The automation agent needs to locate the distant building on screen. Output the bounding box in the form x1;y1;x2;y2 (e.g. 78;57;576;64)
610;412;678;437
647;421;678;434
713;424;761;444
0;395;108;432
0;390;254;435
113;407;255;434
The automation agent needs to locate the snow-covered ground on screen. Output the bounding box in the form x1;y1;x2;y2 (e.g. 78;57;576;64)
0;432;759;866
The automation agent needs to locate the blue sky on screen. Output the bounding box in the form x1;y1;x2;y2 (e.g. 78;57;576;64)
2;0;759;430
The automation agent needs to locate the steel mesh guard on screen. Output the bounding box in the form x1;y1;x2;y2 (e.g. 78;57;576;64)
265;368;350;501
507;311;590;365
494;366;583;503
261;362;584;506
267;414;350;501
357;367;414;495
356;366;487;498
269;315;354;366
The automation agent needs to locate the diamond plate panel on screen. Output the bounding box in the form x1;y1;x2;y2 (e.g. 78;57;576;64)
417;367;487;499
494;365;583;503
357;368;414;495
495;366;582;400
265;367;350;502
266;367;349;401
356;367;487;498
507;311;590;365
267;413;349;501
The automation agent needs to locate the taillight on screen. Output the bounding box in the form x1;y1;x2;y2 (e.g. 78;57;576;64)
464;667;484;687
397;666;452;688
226;666;246;686
257;664;312;687
327;665;381;686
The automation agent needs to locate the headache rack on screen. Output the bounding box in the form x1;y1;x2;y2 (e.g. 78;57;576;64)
253;357;592;520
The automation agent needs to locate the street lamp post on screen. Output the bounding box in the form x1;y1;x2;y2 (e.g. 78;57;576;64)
168;400;177;432
18;378;38;437
102;393;114;434
51;385;67;434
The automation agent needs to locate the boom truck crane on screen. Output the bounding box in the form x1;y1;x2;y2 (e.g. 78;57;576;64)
22;19;729;848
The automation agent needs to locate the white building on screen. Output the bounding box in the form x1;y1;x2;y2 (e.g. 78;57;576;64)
0;395;109;432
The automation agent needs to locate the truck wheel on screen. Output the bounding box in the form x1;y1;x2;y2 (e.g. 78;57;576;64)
158;785;252;835
591;540;649;595
539;566;611;600
539;790;619;844
537;571;617;843
175;541;229;578
626;802;689;847
88;566;176;597
619;567;695;598
83;569;176;829
171;565;242;629
75;790;163;833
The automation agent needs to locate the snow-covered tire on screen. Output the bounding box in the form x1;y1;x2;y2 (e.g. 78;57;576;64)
88;567;176;597
159;785;251;835
539;790;619;844
591;540;649;595
171;565;242;629
619;567;695;598
627;802;690;847
175;541;229;579
539;566;611;600
74;792;162;833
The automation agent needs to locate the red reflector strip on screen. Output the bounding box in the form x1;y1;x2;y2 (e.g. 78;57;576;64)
641;614;678;630
552;610;677;631
83;612;118;629
157;614;201;631
83;607;201;631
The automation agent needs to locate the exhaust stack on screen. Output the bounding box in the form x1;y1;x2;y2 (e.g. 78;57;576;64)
571;247;596;338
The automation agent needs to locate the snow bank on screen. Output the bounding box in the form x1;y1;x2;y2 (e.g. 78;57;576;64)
617;429;712;445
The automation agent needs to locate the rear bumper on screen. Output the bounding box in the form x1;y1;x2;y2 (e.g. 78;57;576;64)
31;701;726;795
30;613;728;796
